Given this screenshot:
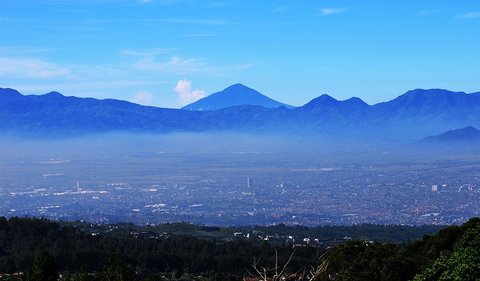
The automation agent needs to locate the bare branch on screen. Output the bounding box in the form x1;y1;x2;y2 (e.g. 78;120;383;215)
274;249;279;279
277;248;296;278
307;252;329;281
246;248;328;281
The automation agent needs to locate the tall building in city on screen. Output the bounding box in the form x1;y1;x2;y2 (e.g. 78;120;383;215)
432;185;438;192
247;177;252;188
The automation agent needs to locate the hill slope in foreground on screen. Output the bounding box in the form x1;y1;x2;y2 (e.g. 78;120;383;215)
0;217;479;280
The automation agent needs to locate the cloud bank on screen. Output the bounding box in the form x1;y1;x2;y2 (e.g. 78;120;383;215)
458;12;480;19
174;79;205;104
132;90;155;105
319;8;346;16
0;57;70;79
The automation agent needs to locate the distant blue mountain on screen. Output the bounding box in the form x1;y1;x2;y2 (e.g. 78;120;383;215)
423;126;480;143
0;88;198;135
370;89;480;136
373;89;480;117
182;83;293;110
299;94;369;114
2;86;480;138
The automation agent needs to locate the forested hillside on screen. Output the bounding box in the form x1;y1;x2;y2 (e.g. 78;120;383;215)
0;217;478;280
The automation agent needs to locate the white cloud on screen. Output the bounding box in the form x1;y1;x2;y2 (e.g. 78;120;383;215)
0;17;19;23
174;78;205;104
123;48;254;76
458;12;480;19
120;48;168;58
132;90;155;105
0;57;70;79
233;63;255;70
273;4;298;13
319;8;346;16
417;10;438;17
0;47;57;55
134;55;215;75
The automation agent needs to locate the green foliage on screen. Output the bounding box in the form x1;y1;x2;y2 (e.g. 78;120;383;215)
326;241;414;281
241;223;443;243
413;219;480;281
320;217;480;281
0;217;479;281
0;217;317;280
22;250;57;281
68;271;94;281
404;224;462;272
98;254;135;281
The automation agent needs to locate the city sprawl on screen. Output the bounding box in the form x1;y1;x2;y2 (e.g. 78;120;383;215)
1;136;479;226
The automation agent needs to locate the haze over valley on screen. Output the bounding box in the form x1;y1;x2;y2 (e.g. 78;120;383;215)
1;131;479;226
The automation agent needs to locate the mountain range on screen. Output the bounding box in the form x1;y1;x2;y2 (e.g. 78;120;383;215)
1;85;480;139
423;126;480;143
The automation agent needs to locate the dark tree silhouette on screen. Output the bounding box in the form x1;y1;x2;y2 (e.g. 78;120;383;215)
99;254;135;281
22;250;57;281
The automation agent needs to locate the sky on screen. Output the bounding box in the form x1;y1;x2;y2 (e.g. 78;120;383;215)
1;0;480;108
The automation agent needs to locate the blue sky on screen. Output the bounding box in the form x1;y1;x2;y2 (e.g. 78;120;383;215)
1;1;479;108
